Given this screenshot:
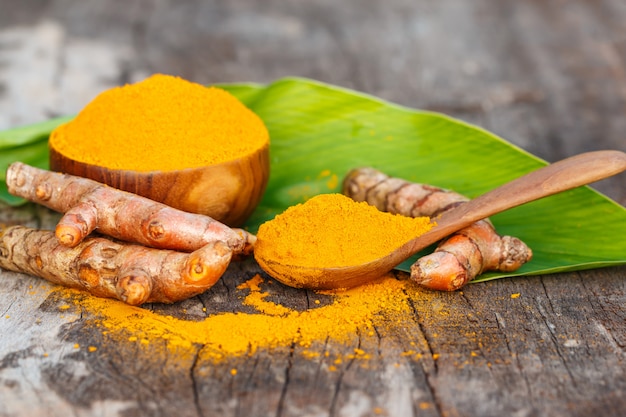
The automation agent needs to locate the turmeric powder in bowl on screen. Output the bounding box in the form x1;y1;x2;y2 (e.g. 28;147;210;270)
254;193;433;287
49;74;270;226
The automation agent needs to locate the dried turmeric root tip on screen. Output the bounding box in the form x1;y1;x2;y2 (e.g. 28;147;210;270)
0;225;231;305
343;167;532;291
6;162;255;257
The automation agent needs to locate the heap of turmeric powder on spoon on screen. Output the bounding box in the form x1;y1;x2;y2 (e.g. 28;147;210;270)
254;193;433;289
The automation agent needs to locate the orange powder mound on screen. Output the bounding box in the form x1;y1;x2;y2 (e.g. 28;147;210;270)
49;73;269;172
60;274;411;362
255;193;433;269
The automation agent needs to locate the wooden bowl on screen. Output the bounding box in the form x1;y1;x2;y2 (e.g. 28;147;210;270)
49;142;270;227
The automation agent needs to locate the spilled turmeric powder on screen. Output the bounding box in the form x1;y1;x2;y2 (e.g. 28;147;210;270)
49;74;269;172
58;273;413;362
236;274;292;316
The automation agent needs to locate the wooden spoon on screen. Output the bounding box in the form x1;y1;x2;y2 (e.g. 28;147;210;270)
257;150;626;290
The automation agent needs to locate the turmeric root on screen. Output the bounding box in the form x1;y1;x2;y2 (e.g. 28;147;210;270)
342;167;532;291
6;162;255;256
0;225;231;305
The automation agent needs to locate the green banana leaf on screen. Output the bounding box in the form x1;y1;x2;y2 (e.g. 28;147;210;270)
1;78;625;282
0;116;74;205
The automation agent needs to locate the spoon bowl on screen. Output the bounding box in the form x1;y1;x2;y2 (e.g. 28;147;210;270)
258;150;626;290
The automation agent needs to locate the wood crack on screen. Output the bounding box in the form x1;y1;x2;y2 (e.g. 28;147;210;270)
275;341;295;417
579;272;626;356
494;311;535;403
195;295;210;318
1;299;14;317
404;291;437;368
403;290;444;417
312;335;331;386
537;279;579;389
189;346;204;417
328;334;362;416
372;324;382;357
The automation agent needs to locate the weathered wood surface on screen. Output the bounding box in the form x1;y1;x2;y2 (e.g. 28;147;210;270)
1;1;625;416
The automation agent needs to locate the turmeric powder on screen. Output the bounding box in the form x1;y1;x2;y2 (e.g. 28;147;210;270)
49;73;269;172
254;193;432;287
343;167;532;291
56;273;414;362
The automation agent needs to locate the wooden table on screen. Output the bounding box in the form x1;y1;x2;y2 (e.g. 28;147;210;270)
1;1;625;416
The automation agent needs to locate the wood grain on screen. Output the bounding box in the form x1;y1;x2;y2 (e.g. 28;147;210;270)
1;1;625;416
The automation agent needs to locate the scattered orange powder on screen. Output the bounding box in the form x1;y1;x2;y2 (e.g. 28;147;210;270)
58;273;412;362
318;169;339;190
49;74;269;172
241;286;293;316
327;174;339;189
235;274;293;316
236;274;264;292
301;350;321;359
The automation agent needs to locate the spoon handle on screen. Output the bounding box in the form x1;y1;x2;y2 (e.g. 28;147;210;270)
416;150;626;246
